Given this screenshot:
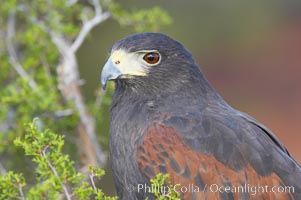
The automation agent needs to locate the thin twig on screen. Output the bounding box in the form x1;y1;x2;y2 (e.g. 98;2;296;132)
42;145;72;200
66;0;78;6
70;0;110;53
18;184;25;200
89;174;97;191
95;88;105;107
6;10;38;89
89;0;102;15
55;109;74;117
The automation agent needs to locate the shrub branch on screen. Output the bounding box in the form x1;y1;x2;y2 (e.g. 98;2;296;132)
42;144;72;200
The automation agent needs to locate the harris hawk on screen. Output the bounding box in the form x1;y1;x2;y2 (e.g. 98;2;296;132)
100;33;301;200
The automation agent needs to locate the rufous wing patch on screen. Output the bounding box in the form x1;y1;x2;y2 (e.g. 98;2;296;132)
138;125;295;200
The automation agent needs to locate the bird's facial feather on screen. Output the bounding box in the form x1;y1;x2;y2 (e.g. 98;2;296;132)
110;49;161;76
101;48;161;89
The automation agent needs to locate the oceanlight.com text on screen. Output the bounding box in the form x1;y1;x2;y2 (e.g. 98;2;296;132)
136;183;295;196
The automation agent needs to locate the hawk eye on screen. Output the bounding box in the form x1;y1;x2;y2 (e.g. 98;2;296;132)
143;52;160;65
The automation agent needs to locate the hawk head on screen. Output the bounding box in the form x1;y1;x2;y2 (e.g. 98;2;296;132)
100;32;204;94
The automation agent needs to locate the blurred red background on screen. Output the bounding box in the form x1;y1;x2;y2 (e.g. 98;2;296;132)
202;22;301;163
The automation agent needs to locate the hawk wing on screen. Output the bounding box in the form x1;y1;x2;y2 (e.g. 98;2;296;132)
137;111;301;200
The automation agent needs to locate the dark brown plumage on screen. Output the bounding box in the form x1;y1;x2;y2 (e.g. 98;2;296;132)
101;32;301;200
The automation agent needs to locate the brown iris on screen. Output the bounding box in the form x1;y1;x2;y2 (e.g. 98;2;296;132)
143;52;160;64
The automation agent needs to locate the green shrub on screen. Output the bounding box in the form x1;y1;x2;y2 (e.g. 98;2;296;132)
0;120;117;200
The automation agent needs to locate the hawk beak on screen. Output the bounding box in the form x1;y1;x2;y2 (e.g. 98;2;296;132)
101;59;122;90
